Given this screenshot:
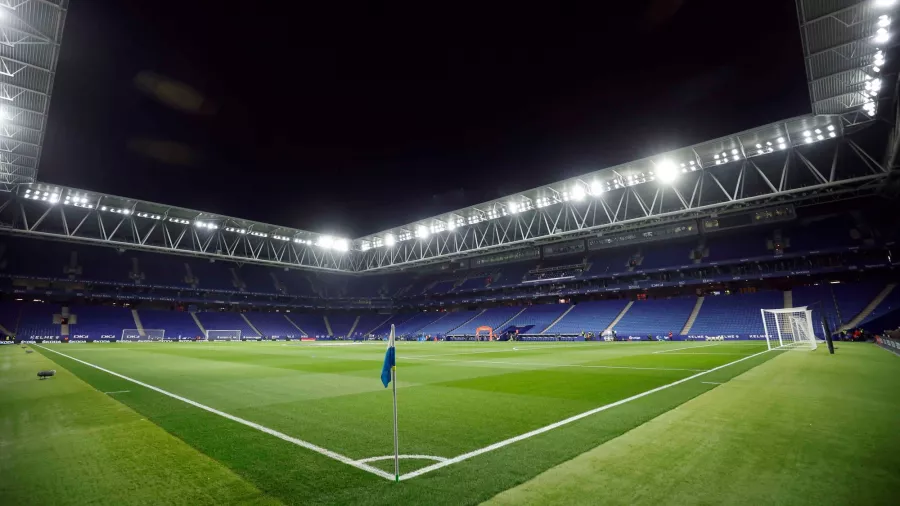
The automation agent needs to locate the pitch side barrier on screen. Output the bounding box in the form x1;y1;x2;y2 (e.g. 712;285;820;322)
10;335;292;344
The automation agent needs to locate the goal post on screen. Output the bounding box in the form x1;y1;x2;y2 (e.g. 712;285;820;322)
206;329;241;341
761;307;818;351
121;329;165;341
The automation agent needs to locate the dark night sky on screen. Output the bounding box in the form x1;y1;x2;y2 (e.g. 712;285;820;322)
38;0;810;238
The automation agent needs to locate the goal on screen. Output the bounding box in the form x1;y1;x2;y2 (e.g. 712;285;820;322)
761;307;818;351
121;329;165;341
206;329;241;341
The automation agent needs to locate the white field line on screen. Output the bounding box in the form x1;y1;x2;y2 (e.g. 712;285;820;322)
399;348;772;481
34;345;395;481
405;356;706;372
656;352;753;355
652;343;721;354
104;390;131;394
357;454;448;464
701;381;723;385
411;342;644;359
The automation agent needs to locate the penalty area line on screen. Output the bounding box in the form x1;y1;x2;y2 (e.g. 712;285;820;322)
652;343;720;354
34;345;395;482
399;348;772;481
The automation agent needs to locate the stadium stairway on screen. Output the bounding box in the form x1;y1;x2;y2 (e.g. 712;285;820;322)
784;290;793;309
0;323;12;337
680;296;704;334
190;312;206;336
240;313;263;337
542;305;575;334
284;315;308;336
323;315;334;336
131;309;145;336
346;316;360;337
606;301;634;332
842;283;897;330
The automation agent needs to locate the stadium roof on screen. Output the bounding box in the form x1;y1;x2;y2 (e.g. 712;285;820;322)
0;0;68;191
797;0;897;122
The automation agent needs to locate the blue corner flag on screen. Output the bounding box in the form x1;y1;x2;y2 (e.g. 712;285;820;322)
380;325;396;388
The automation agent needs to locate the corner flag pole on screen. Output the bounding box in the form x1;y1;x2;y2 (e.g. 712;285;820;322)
391;325;400;482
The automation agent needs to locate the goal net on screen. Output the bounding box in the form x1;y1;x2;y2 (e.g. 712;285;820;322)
206;329;241;341
761;307;818;351
121;329;165;341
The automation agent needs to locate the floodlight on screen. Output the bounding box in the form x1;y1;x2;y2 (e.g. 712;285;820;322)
49;194;59;203
777;137;785;143
876;0;896;7
817;134;824;141
878;15;891;28
590;181;603;194
875;28;889;44
829;132;836;138
447;220;457;231
571;185;586;201
756;143;762;149
714;154;719;159
122;209;131;215
417;225;430;238
731;149;738;155
689;160;695;165
778;143;787;150
803;130;811;137
655;159;679;184
333;239;349;252
507;201;519;213
317;235;334;248
814;128;822;134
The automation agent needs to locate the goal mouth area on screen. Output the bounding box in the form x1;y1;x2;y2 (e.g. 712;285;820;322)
761;307;819;351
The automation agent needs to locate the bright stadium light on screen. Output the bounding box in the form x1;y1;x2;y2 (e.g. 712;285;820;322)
590;180;604;195
655;159;679;183
416;225;430;238
875;27;890;44
507;201;519;213
878;15;892;28
571;185;586;201
333;238;349;252
875;0;896;8
317;235;334;248
447;219;457;231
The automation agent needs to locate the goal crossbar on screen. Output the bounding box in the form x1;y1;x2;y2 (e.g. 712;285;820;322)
761;307;818;351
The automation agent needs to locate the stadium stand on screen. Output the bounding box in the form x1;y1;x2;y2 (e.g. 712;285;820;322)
613;297;696;336
0;301;23;334
548;300;629;335
15;303;62;339
194;311;260;338
327;314;356;337
791;283;841;333
70;305;136;339
417;310;481;336
689;291;784;336
285;313;328;336
353;314;392;336
244;313;303;338
451;306;522;335
832;281;885;324
137;308;203;339
504;304;569;333
393;312;447;337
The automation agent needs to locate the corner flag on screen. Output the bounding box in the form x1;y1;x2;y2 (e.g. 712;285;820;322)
380;324;401;481
381;325;396;388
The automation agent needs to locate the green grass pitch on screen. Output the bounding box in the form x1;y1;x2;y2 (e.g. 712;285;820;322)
2;340;898;505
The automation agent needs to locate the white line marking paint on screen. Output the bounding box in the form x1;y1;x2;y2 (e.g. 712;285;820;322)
398;349;771;481
104;390;131;394
405;356;706;372
412;343;608;359
653;343;721;354
357;454;448;464
34;345;395;481
701;382;723;385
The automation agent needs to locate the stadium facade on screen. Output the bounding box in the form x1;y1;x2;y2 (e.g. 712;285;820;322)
1;1;900;342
